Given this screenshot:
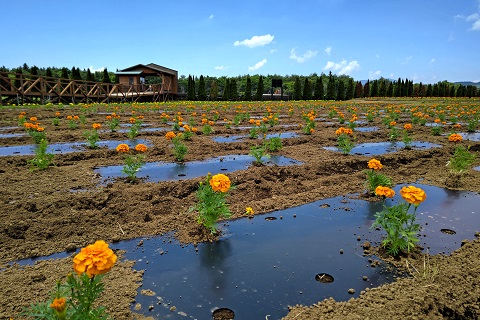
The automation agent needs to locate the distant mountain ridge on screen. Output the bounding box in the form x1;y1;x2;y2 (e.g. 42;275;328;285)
454;81;480;88
358;80;480;88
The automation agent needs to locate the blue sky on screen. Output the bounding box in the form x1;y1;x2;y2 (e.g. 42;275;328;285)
2;0;480;83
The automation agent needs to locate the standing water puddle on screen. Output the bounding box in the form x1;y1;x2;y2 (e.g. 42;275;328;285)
8;185;479;319
94;155;302;183
213;132;299;143
324;141;441;156
124;184;478;319
0;139;152;156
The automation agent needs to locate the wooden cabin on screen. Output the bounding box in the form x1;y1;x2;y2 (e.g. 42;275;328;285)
115;63;178;96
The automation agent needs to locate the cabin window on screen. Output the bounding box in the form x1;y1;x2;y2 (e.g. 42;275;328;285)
129;77;134;85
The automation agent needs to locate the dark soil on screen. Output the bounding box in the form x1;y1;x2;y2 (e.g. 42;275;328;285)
0;98;479;319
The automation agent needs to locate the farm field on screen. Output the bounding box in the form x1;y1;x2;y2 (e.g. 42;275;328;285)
0;98;479;319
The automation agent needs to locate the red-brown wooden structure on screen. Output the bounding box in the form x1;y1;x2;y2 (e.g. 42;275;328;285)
0;63;178;105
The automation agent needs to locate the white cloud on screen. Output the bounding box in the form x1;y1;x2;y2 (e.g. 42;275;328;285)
455;8;480;30
214;66;225;70
88;66;105;73
209;14;214;20
323;59;360;75
375;54;380;58
289;48;318;63
234;34;274;48
369;70;381;79
270;48;277;53
324;47;332;55
389;73;394;79
430;58;436;64
248;59;267;71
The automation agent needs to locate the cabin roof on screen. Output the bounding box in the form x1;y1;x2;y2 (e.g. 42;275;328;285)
118;63;177;76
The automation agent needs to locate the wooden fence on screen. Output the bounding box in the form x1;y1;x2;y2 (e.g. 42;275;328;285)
0;71;173;105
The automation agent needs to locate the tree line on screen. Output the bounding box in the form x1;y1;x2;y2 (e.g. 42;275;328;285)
181;72;479;100
1;64;478;101
0;63;116;84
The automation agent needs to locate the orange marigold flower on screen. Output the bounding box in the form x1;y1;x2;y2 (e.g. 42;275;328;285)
50;297;66;313
309;128;314;133
18;114;25;119
92;123;101;130
367;159;382;170
20;111;27;115
166;131;176;139
105;115;112;120
201;118;208;124
208;120;214;126
73;115;79;120
191;127;198;132
404;123;412;130
453;123;461;129
375;186;395;198
55;112;61;117
73;240;117;278
389;121;396;126
129;117;136;124
255;120;261;126
209;173;231;193
249;119;255;124
135;143;148;152
400;186;426;206
434;118;441;123
30;116;38;122
116;143;130;153
448;133;462;142
36;127;45;132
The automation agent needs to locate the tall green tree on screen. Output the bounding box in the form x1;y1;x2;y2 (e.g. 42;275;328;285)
313;76;324;100
336;80;345;101
326;72;336;100
302;77;312;100
198;75;207;100
370;80;379;97
379;79;386;97
86;69;95;82
223;78;230;100
61;67;69;80
187;75;196;100
255;75;264;101
45;67;53;78
394;78;401;97
244;76;252;101
363;80;370;98
209;80;218;100
230;78;238;100
102;68;111;83
345;78;354;100
293;77;302;100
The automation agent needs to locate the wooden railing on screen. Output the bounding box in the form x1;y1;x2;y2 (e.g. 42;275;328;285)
0;71;172;105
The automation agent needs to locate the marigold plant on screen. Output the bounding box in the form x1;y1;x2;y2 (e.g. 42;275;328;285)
165;131;176;140
190;173;233;234
364;159;392;194
116;143;130;153
448;133;462;142
73;240;117;277
372;185;426;256
368;159;382;170
375;186;395;198
23;240;116;319
209;173;231;193
135;143;148;153
399;185;427;206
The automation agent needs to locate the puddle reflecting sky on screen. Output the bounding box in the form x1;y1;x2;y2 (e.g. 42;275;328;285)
9;184;479;319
